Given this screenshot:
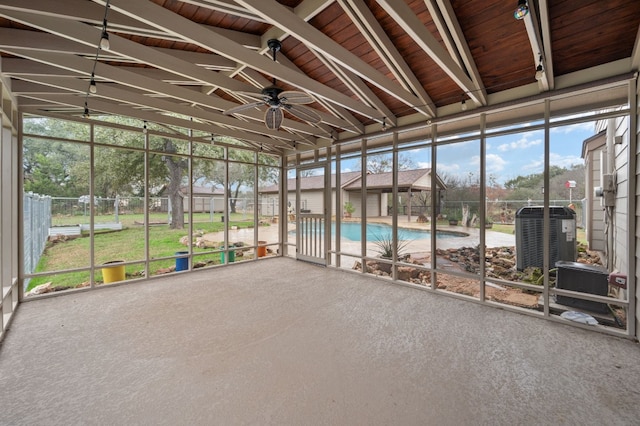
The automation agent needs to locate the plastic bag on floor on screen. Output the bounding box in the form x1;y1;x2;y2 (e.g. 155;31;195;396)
560;311;599;325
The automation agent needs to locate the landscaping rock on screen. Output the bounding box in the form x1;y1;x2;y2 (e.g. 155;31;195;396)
26;282;53;296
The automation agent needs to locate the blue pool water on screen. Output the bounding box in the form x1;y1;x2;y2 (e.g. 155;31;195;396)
296;222;464;242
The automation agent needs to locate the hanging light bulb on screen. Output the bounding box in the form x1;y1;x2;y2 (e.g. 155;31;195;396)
89;73;97;94
100;19;110;50
82;102;90;119
461;98;467;111
514;0;529;20
381;118;387;131
210;133;215;145
100;31;110;50
535;64;544;81
143;121;148;134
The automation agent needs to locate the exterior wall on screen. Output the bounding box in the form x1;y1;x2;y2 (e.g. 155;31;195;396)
284;189;339;217
583;135;606;251
612;116;629;276
347;192;380;218
413;172;431;188
300;191;324;214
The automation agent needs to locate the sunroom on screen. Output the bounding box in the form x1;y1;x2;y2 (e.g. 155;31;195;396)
0;0;640;424
1;1;640;421
2;0;639;336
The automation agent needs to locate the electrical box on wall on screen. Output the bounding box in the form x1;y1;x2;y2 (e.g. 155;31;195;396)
601;173;616;207
602;174;615;192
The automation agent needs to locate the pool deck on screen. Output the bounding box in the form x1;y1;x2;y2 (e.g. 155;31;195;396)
205;215;515;257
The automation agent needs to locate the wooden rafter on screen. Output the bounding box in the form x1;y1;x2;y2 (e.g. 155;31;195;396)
340;0;435;117
430;0;487;106
235;0;431;117
375;0;482;106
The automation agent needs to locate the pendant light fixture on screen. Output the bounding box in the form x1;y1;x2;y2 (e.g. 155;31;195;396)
100;19;110;50
514;0;529;20
89;73;97;94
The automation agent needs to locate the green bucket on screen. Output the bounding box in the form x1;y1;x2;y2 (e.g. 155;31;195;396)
220;248;235;263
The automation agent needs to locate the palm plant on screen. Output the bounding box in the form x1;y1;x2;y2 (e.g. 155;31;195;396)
371;229;412;259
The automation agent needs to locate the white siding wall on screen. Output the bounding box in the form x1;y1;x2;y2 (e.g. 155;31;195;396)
613;116;629;276
585;139;606;251
348;193;380;218
301;191;324;214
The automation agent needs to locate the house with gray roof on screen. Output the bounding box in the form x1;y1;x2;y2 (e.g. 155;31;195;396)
260;169;446;219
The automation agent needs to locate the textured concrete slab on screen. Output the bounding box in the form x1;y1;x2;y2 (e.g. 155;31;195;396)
1;257;638;425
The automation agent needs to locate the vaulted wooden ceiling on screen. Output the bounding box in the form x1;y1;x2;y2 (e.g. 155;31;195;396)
1;0;639;153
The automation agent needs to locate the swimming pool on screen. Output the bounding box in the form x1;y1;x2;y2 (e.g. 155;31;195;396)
295;221;465;242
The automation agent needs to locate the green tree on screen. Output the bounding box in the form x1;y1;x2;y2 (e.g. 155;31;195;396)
355;153;416;173
23;138;88;197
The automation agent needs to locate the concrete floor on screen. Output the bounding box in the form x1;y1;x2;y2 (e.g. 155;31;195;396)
1;257;639;425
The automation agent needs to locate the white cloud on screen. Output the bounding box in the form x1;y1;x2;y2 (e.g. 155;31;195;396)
485;154;507;172
550;121;595;134
436;163;461;173
497;136;542;152
550;153;583;168
470;154;506;173
523;159;543;172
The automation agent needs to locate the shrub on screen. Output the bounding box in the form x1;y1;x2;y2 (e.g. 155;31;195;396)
371;229;412;259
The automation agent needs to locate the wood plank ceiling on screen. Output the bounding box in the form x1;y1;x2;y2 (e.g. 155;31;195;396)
0;0;639;153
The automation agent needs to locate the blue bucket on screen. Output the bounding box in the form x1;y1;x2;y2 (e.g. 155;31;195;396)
175;251;189;271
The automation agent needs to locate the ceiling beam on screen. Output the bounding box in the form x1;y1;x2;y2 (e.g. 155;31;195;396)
19;92;285;147
105;0;383;122
259;0;337;47
520;1;551;91
340;0;436;117
237;66;357;133
374;0;482;106
1;58;83;77
431;0;487;106
167;0;265;22
268;49;365;134
0;12;258;94
314;52;397;127
0;0;261;48
537;0;554;90
235;0;430;117
10;75;300;146
0;48;324;137
0;27;237;72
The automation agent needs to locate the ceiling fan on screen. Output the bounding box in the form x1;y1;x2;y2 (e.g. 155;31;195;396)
223;39;321;130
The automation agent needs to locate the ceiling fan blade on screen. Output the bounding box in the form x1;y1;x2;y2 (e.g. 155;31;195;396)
279;91;314;105
283;104;321;124
265;107;283;129
223;101;265;115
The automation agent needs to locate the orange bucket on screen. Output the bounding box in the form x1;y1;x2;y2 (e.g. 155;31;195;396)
257;241;267;257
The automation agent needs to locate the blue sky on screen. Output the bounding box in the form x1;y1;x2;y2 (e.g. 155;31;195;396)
435;121;596;185
324;120;597;187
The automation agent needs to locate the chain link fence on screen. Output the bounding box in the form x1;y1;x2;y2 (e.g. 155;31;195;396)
23;193;51;288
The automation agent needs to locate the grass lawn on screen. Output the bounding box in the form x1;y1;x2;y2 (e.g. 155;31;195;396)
28;213;271;291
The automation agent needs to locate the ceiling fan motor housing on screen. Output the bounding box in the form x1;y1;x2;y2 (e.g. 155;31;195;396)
262;86;284;106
